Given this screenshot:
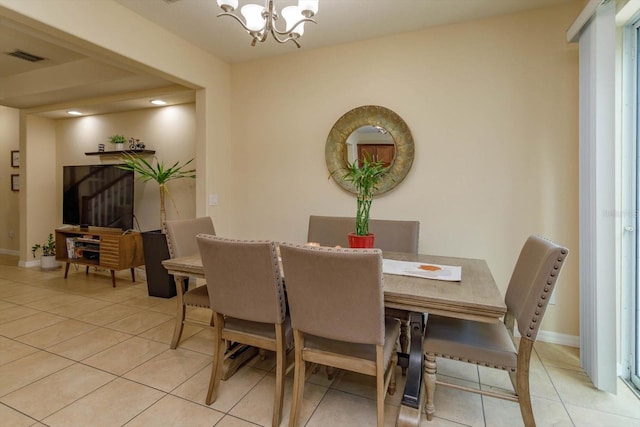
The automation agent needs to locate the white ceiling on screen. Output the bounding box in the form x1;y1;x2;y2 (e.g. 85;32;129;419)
116;0;573;64
0;0;573;118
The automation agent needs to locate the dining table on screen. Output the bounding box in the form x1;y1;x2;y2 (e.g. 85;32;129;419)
162;249;507;427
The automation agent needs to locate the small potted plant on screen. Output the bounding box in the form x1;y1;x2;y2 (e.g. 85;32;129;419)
341;153;388;248
108;134;127;151
32;233;58;270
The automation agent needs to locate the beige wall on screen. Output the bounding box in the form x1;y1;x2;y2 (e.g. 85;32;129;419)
22;114;57;264
0;106;20;253
228;3;580;337
0;0;231;261
0;0;581;337
55;104;197;231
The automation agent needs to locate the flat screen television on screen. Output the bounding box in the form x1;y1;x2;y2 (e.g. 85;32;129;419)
63;164;134;230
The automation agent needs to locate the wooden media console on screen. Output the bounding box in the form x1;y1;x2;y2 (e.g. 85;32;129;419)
55;226;144;287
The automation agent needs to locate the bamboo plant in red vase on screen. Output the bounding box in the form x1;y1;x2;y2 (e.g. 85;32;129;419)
341;153;387;248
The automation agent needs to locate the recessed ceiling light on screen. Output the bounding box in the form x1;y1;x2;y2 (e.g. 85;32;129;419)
67;111;83;116
150;99;167;106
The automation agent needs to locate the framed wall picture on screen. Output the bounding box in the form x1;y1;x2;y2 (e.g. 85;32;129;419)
11;150;19;168
11;174;19;191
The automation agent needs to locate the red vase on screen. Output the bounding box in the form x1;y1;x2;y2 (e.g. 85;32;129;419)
348;232;375;248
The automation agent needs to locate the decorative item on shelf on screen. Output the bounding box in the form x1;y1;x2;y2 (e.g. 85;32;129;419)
98;143;105;152
338;153;388;248
108;134;127;151
117;154;196;298
215;0;318;48
32;232;59;270
128;137;146;151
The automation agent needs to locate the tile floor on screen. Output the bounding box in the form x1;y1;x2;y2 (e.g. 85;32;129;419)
0;254;639;427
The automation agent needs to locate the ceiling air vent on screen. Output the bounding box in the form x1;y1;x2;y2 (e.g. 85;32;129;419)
6;49;46;62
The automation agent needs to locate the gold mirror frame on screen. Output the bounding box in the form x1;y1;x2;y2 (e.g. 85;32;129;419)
326;105;414;195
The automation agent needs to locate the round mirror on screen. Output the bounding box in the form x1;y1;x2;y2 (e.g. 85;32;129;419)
326;105;414;195
346;126;396;168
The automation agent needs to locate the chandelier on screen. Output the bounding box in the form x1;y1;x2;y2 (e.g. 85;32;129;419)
216;0;319;48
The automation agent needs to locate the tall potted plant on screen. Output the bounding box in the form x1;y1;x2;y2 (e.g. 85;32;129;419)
341;154;388;248
118;154;195;297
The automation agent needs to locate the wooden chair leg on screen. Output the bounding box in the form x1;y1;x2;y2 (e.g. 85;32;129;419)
516;340;535;427
424;353;437;421
376;346;385;427
272;325;286;427
170;303;186;350
170;276;188;349
289;330;305;427
206;313;225;405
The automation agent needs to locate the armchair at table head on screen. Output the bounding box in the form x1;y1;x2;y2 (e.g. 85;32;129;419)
197;235;291;427
306;215;420;253
279;243;400;427
164;216;215;349
423;235;569;426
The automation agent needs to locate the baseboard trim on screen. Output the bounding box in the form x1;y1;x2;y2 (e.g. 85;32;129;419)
536;330;580;348
514;328;579;348
0;248;19;256
20;259;40;268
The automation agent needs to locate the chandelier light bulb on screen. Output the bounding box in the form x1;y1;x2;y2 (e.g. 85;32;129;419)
217;0;238;12
241;4;266;32
298;0;318;17
282;6;305;35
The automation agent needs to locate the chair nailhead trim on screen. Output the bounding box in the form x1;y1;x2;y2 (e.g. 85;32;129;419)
427;352;516;372
525;243;567;339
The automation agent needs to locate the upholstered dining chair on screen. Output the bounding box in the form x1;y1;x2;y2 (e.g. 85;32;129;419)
423;235;569;426
197;235;291;427
279;243;400;427
164;217;215;349
307;214;420;370
307;215;420;253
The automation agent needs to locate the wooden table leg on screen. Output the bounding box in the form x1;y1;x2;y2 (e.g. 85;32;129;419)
110;270;116;287
397;312;425;427
64;262;70;278
130;268;136;282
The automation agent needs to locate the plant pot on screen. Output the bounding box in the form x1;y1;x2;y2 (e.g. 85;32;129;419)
141;230;188;298
348;232;375;249
114;143;124;151
40;255;59;271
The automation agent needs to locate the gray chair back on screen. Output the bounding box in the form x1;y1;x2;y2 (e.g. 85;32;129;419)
197;235;286;325
505;235;569;341
279;243;385;345
307;215;419;253
165;217;215;258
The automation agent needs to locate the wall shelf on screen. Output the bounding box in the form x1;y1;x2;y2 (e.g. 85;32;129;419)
85;149;156;156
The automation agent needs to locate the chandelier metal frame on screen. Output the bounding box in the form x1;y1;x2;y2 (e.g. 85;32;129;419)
217;0;318;48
